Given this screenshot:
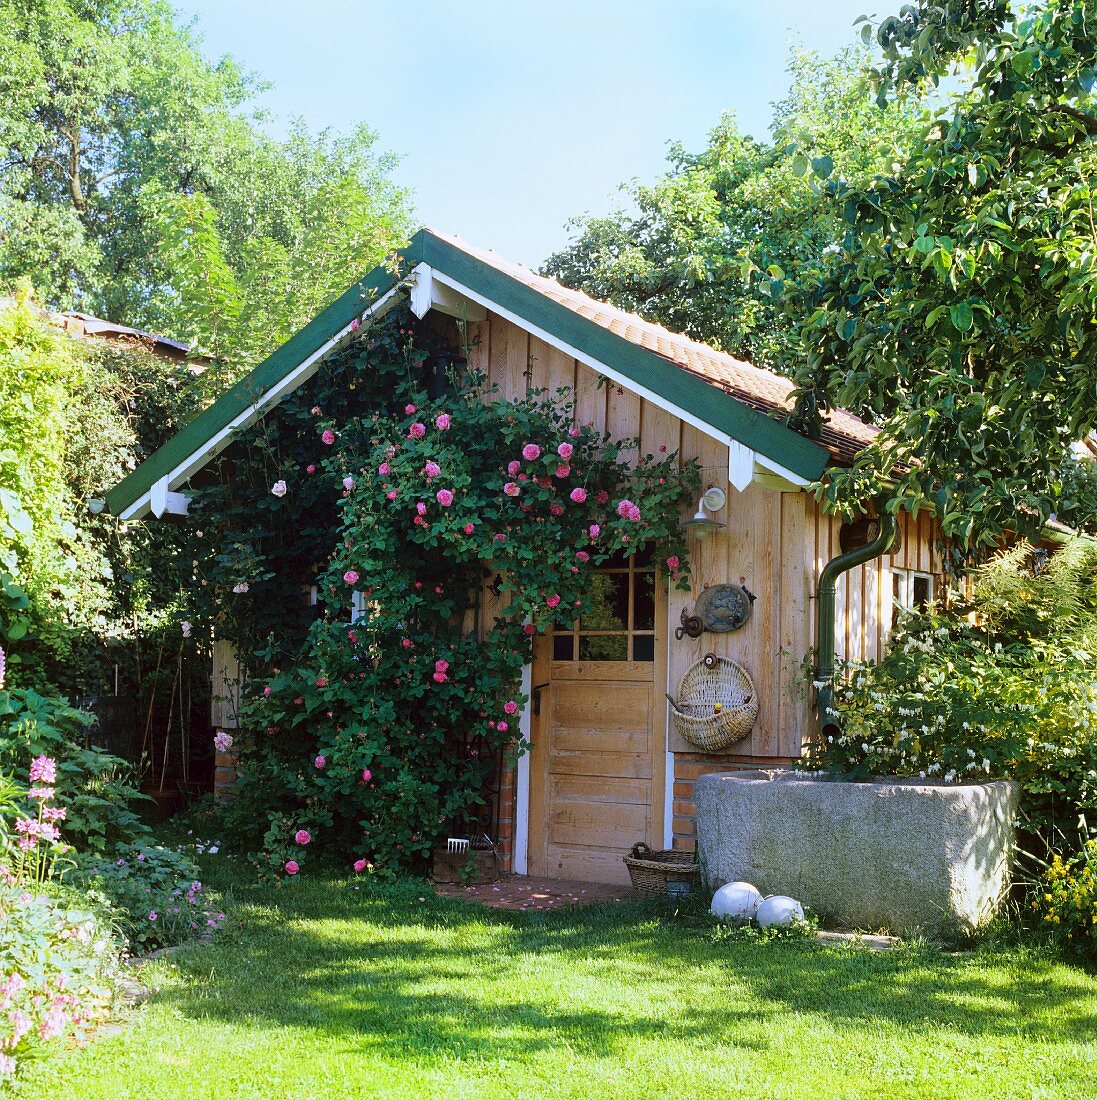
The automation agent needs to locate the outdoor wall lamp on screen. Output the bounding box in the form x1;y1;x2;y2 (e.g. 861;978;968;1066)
680;485;727;540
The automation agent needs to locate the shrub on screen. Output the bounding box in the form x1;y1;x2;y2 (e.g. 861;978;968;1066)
0;879;123;1080
72;842;225;954
1031;842;1097;963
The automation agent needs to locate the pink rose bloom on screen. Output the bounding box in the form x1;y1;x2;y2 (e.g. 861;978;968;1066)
627;504;642;522
435;413;451;430
295;830;311;846
353;858;368;873
546;594;561;608
408;422;426;439
504;700;518;715
436;488;454;507
522;624;536;636
413;515;425;526
568;426;581;438
555;465;570;478
435;659;449;671
432;671;448;683
507;460;521;476
307;464;317;474
315;755;326;769
570;487;587;503
344;570;360;585
616;499;634;518
405;403;417;414
666;555;681;570
416;502;427;515
401;638;413;648
463;523;475;535
322;429;335;445
589;524;601;538
263;685;272;697
378;462;391;476
386;490;398;500
317;678;328;689
361;768;372;783
522;443;541;461
550;504;564;517
294;697;304;705
493;532;507;542
503;482;520;497
284;860;299;875
557;442;574;460
343;476;355;490
575;550;589;562
497;720;509;732
596;490;610;505
350;318;360;330
424;461;441;479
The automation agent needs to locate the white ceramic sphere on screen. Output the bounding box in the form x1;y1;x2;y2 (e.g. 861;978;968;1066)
756;894;805;927
710;881;763;921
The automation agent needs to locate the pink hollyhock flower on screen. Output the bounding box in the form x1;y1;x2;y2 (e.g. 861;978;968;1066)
353;858;368;873
570;487;587;503
284;860;299;875
408;422;426;439
435;413;452;430
546;594;561;608
416;502;427;515
361;768;372;783
575;550;589;562
378;461;391;476
322;429;335;445
596;490;610;505
507;460;521;476
386;490;398;501
504;700;518;714
405;403;417;414
463;523;475;535
315;755;326;769
316;677;328;688
557;442;574;460
589;524;601;538
423;461;441;479
307;464;317;475
503;482;520;497
666;555;681;570
344;570;360;585
271;479;287;497
568;426;581;438
343;476;355;490
522;443;541;461
295;830;311;846
436;488;454;507
555;465;570;478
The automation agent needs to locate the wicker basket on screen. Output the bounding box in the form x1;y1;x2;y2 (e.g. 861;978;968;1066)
671;655;759;752
623;843;698;896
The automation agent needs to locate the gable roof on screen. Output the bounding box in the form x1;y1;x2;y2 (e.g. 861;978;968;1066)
105;228;873;519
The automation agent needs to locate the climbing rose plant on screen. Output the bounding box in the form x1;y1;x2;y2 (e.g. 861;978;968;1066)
195;306;698;876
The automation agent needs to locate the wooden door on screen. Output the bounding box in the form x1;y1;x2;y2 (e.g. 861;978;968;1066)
527;550;666;883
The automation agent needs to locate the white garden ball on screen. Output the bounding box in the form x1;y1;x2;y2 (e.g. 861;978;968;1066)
756;894;805;928
710;881;763;921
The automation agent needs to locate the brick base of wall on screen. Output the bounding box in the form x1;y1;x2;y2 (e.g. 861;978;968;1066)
494;758;517;872
213;738;238;802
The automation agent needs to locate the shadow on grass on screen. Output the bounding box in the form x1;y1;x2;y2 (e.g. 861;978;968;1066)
155;874;1097;1064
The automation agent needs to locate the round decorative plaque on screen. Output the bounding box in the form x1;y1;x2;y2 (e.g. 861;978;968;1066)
693;584;755;633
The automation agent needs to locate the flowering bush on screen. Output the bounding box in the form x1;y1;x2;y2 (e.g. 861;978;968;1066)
0;879;122;1080
194;306;697;874
1031;841;1097;962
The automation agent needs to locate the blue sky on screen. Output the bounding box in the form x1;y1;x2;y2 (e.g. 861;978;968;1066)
174;1;876;265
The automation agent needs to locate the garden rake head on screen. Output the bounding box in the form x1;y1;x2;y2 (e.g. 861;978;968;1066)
446;837;470;854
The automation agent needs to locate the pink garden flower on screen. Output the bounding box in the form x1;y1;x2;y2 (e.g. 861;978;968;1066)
423;461;441;479
343;476;355;490
315;755;327;769
435;413;452;430
295;830;311;846
589;524;601;538
596;490;610;505
148;910;158;922
504;700;518;715
497;720;509;732
555;465;570;478
353;858;369;873
616;499;634;518
307;464;317;474
432;671;448;683
29;756;56;784
28;787;54;801
361;768;372;783
316;677;328;688
568;426;581;438
503;482;520;497
386;490;398;501
666;555;680;570
378;462;391;476
507;460;521;476
214;731;233;754
271;479;287;497
522;443;541;461
416;501;427;515
463;523;475;535
546;594;561;609
405;403;417;414
557;442;573;460
344;570;360;585
284;860;299;875
436;488;454;507
408;422;426;439
575;550;589;562
322;429;335;445
570;487;587;503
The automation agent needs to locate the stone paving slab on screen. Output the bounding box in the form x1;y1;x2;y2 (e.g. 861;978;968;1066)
434;875;633;911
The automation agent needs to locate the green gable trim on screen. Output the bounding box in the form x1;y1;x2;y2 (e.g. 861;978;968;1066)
106;228;830;516
418;231;829;482
103;239;422;516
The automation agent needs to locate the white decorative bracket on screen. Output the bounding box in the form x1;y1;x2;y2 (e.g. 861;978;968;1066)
409;263;487;322
728;441;756;492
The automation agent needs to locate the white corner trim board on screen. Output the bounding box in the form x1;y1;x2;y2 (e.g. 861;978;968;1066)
513;659;532;875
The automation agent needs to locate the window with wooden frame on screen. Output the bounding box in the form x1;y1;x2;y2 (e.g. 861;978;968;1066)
889;567;935;626
551;547;656;662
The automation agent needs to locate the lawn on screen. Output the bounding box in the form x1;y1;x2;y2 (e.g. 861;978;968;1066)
12;871;1097;1100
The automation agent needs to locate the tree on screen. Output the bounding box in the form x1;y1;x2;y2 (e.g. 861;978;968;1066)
0;0;414;378
785;1;1097;548
543;47;921;372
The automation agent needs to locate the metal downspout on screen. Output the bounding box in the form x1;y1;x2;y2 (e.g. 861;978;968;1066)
814;509;898;738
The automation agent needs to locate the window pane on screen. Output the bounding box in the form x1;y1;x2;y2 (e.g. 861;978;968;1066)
579;635;628;661
552;634;575;661
633;571;655;630
632;635;655;662
912;575;932;610
580;572;628;632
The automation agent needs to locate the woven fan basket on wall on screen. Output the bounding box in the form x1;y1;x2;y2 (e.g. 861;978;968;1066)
670;655;758;752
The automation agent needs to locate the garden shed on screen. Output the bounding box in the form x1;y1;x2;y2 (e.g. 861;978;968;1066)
106;229;944;884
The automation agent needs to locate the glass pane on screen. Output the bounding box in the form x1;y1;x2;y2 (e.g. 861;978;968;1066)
579;634;628;661
912;575;932;610
580;572;628;632
553;634;575;661
633;571;655;630
632;635;655;662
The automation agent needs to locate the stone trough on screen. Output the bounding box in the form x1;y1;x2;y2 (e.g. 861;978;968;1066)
695;768;1018;934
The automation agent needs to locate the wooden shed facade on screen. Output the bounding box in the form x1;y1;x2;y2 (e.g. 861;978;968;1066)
106;229;943;885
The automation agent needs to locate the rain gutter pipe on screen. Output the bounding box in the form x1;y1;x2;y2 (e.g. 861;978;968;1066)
814;508;898;738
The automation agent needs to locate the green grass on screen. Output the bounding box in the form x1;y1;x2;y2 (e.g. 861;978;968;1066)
12;870;1097;1100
